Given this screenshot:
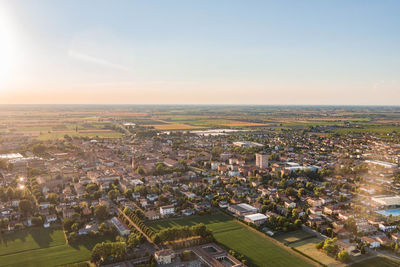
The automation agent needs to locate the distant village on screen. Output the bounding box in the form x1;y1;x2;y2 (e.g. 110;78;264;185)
1;125;400;266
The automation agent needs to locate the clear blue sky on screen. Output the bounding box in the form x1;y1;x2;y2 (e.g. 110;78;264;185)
1;0;399;104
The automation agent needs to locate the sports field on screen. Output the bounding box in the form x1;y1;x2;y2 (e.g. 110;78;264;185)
0;227;66;256
148;212;314;267
0;226;110;267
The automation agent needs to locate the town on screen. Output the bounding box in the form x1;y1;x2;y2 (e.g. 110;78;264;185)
1;106;400;267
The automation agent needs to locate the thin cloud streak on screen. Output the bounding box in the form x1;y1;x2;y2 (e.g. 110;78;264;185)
68;50;134;73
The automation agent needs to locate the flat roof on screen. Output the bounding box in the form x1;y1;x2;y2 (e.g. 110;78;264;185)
231;203;258;213
365;160;398;169
245;213;268;221
372;195;400;206
0;153;23;159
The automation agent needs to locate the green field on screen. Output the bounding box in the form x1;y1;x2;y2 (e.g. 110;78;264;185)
274;230;314;244
351;256;400;267
331;125;400;134
289;237;340;266
0;242;95;267
0;226;111;267
0;227;66;256
148;212;314;267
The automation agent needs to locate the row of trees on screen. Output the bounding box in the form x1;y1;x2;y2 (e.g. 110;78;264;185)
152;223;213;245
30;177;44;203
124;209;155;240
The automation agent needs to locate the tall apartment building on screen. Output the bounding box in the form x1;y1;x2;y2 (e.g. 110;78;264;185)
255;152;269;169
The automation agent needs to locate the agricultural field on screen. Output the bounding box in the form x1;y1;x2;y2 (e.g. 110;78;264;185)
0;226;110;267
148;123;205;130
35;131;123;141
148;212;314;267
0;110;123;140
351;256;400;267
2;105;400;139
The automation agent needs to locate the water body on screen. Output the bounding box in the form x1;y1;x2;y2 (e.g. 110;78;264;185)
376;208;400;216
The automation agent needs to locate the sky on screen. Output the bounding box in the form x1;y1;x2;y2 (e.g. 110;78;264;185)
0;0;399;105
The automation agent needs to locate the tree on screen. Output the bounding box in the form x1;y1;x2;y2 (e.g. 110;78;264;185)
261;205;268;214
127;233;140;249
316;241;324;249
31;216;43;226
90;242;126;263
305;182;314;190
63;218;76;232
47;193;59;204
297;188;305;198
313;187;325;197
108;189;120;201
337;250;349;262
292;209;299;219
136;166;145;175
32;144;47;156
6;187;14;201
19;199;33;216
344;218;357;234
323;238;338;255
94;205;108;221
152;234;161;244
71;222;80;232
86;183;98;192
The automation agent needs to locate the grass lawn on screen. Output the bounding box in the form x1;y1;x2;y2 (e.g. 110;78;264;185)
0;227;66;256
351;256;400;267
274;230;314;244
0;226;111;267
289;237;340;266
0;241;97;267
148;212;314;267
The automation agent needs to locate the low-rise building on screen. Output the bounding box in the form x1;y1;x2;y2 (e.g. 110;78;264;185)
154;249;175;264
160;205;175;217
244;213;268;225
228;203;258;216
110;217;130;236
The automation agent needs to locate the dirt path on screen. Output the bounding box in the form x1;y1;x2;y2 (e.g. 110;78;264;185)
117;208;159;250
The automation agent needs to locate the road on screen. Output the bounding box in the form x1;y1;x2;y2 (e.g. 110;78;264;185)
117;207;159;250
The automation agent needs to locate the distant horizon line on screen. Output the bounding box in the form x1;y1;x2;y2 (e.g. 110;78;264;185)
0;103;400;107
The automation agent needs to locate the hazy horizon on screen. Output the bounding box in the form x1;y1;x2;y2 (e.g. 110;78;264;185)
1;0;399;105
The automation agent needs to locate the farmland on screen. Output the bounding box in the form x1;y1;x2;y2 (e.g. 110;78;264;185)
2;105;400;140
148;212;315;267
0;226;110;267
